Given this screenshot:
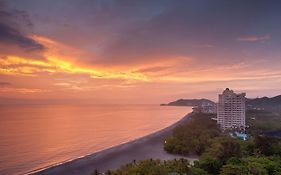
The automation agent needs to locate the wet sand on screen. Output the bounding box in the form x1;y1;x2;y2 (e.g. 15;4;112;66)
31;112;197;175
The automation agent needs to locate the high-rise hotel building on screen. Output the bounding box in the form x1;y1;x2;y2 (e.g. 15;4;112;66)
217;88;246;130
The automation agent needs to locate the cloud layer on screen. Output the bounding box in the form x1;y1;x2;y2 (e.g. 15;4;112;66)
1;0;281;103
0;1;45;59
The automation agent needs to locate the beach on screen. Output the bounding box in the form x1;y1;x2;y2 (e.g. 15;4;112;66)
30;112;197;175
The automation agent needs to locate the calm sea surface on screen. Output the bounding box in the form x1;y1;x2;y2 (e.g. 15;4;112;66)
0;104;192;175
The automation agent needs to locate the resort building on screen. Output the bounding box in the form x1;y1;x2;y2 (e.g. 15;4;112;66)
201;101;217;114
217;88;246;130
193;102;217;114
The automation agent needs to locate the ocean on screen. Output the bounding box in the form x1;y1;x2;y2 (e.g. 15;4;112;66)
0;104;192;175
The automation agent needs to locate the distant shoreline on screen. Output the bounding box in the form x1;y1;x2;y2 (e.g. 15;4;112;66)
29;112;197;175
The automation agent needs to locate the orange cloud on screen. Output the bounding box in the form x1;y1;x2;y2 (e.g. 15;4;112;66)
0;55;148;81
237;34;271;42
0;87;48;94
2;34;281;102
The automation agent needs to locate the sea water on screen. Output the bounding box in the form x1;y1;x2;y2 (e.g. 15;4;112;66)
0;104;192;175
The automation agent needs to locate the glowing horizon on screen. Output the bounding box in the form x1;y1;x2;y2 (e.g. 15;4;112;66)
1;0;281;104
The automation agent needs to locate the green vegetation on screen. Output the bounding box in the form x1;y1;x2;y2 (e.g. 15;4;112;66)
93;111;281;175
164;113;220;155
93;135;280;175
246;110;281;135
220;156;281;175
193;135;281;175
92;158;208;175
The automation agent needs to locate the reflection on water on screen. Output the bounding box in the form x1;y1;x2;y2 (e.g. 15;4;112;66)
0;104;192;175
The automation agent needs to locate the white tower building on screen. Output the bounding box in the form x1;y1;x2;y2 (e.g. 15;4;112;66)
217;88;246;130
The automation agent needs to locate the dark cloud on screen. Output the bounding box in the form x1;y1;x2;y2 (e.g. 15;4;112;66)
0;23;44;51
0;1;45;56
5;0;281;66
0;81;11;87
91;0;281;65
0;9;11;17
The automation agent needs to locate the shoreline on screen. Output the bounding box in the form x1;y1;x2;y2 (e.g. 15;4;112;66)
29;112;196;175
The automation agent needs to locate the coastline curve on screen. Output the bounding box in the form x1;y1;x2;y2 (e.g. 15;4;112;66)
28;112;196;175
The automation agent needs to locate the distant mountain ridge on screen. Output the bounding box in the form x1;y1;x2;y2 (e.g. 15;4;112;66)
163;95;281;112
247;95;281;112
161;98;215;106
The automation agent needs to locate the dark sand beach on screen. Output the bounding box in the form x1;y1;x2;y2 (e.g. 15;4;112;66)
31;112;197;175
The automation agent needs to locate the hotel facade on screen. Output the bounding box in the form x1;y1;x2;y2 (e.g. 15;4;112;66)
217;88;246;130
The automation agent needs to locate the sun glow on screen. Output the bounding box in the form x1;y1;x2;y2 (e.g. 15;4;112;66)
0;55;148;81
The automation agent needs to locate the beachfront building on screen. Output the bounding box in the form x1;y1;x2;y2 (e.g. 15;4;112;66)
201;101;217;114
193;102;217;114
217;88;246;130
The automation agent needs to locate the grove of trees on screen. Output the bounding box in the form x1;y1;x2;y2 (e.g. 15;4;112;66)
93;111;281;175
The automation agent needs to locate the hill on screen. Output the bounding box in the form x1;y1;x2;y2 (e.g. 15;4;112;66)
246;95;281;112
161;99;215;107
163;95;281;112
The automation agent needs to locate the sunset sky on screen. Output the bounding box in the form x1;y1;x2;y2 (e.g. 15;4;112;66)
1;0;281;104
